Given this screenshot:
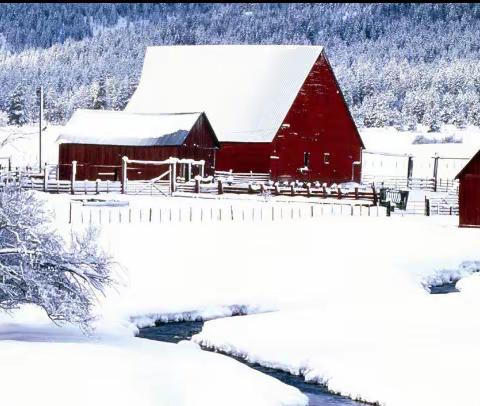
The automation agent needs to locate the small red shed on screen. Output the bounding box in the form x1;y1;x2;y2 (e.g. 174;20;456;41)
455;149;480;227
126;45;364;183
57;110;219;181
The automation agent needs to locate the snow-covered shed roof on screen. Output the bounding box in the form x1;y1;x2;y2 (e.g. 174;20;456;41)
126;45;324;143
57;110;202;146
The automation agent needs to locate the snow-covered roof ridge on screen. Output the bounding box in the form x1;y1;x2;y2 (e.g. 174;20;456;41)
126;44;325;142
57;109;202;146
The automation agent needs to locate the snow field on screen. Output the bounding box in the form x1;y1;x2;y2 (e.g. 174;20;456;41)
0;308;306;406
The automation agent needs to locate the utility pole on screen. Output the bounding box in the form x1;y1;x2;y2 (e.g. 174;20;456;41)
37;86;43;173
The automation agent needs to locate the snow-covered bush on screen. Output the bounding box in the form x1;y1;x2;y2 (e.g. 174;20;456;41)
0;186;115;331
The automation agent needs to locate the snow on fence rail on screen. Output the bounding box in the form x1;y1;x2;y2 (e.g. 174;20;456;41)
68;201;387;225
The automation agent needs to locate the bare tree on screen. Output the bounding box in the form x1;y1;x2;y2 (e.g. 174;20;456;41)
0;186;115;331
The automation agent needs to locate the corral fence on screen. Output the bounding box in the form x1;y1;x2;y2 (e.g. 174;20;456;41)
0;162;460;218
361;175;459;194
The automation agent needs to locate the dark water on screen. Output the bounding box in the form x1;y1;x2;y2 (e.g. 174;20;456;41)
138;321;366;406
429;281;459;294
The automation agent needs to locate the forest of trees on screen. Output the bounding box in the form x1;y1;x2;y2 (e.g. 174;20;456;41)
1;3;480;131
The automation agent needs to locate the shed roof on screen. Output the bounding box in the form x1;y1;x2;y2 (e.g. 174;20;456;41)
455;149;480;179
126;45;324;142
57;110;202;146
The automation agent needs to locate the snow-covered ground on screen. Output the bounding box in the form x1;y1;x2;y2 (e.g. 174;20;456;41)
3;194;480;406
1;307;305;406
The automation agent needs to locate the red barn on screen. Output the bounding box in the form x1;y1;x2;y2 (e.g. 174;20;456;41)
455;149;480;227
126;45;364;183
57;110;219;181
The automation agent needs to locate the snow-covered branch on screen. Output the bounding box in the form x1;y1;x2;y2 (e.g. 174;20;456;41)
0;185;116;332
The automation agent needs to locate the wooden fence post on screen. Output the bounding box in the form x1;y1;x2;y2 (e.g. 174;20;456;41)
95;179;100;195
68;200;73;224
121;156;128;194
43;164;48;192
337;186;342;199
354;187;359;200
275;183;280;195
433;155;439;192
195;178;200;193
372;184;378;206
306;183;312;197
322;185;327;199
218;179;224;195
170;160;177;194
71;161;77;195
290;183;295;196
149;208;153;223
425;197;430;216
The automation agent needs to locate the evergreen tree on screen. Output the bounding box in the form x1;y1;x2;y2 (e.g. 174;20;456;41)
7;85;27;126
91;77;107;110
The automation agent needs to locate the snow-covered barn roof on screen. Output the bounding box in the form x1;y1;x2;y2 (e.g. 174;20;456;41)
57;110;202;146
126;45;324;143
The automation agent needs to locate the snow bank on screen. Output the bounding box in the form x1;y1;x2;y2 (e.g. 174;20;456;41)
193;294;480;406
90;214;480;325
0;307;306;406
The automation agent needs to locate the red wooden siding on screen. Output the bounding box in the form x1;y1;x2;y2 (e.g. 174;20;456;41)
456;150;480;227
59;113;218;181
271;51;363;183
214;50;363;183
215;142;271;173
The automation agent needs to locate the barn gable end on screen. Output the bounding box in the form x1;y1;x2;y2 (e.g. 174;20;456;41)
271;50;364;182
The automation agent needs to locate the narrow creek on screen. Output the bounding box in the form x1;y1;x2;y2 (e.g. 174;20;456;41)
138;321;366;406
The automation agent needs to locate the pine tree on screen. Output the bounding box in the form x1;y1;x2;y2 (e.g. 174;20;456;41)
7;85;28;126
91;77;107;110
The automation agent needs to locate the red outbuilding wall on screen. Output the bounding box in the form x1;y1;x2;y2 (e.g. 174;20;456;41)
215;50;364;184
59;113;218;181
457;150;480;227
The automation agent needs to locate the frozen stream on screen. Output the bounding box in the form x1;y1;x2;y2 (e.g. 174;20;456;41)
138;321;366;406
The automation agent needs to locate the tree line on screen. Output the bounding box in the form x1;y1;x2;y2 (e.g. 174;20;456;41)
1;3;480;131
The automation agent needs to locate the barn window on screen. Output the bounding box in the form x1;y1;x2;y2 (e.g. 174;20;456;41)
324;153;330;165
303;152;310;168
